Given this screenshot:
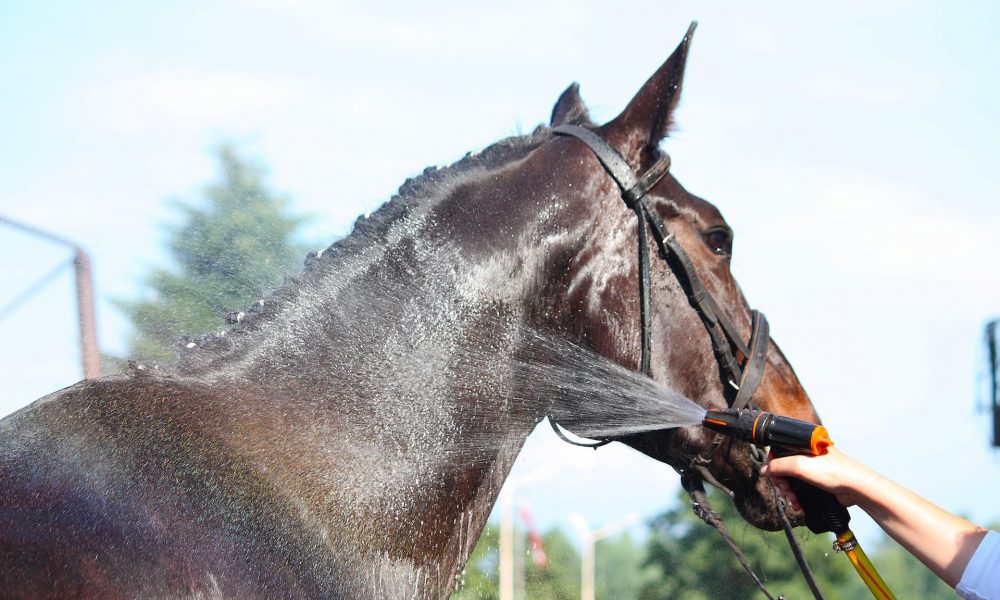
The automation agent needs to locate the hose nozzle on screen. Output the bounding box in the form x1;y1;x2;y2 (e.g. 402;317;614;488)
702;408;833;456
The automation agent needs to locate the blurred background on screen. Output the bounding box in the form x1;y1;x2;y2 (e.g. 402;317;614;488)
2;1;998;597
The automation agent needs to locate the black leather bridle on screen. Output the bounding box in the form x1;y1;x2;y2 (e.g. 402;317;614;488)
548;125;826;600
550;124;769;442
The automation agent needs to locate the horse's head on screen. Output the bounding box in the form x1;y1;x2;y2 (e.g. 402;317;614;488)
535;24;819;531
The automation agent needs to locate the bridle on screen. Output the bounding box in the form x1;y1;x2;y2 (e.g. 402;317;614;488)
548;125;826;600
548;125;769;450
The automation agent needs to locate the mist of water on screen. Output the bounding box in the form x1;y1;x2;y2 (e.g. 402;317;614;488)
512;332;707;440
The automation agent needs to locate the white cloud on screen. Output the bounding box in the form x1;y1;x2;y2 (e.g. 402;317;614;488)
796;72;909;104
79;69;291;133
723;19;780;55
723;164;1000;286
233;0;587;58
756;175;999;281
2;161;181;241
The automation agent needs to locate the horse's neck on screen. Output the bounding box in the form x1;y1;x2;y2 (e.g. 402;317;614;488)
197;187;553;593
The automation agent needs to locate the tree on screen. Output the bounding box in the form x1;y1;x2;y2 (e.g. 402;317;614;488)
453;521;658;599
865;538;955;600
453;523;500;599
863;519;999;599
453;524;582;600
594;531;657;600
118;145;309;361
640;489;867;600
642;489;990;599
523;527;580;600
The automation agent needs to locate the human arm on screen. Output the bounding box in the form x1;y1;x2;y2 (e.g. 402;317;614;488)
761;447;988;588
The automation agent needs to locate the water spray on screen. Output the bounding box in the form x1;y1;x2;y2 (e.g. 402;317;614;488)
702;408;896;600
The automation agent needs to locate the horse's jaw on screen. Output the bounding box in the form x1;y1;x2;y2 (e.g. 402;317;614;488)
617;426;800;532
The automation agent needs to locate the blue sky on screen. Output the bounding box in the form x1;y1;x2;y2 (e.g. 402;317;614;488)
2;0;998;552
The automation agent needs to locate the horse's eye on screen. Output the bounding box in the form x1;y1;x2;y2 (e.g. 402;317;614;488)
703;228;733;256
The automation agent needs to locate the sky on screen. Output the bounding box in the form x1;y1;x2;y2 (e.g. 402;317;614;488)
2;0;999;559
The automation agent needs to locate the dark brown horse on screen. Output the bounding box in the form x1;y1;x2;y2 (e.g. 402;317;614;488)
0;27;820;598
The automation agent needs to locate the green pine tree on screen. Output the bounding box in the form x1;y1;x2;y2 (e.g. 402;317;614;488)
118;145;310;362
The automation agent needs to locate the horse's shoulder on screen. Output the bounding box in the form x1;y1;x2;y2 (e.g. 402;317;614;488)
0;376;321;598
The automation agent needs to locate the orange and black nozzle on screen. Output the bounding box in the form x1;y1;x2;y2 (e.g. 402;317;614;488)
702;408;833;456
702;408;849;536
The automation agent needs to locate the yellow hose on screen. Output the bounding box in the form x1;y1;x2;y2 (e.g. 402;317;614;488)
836;530;896;600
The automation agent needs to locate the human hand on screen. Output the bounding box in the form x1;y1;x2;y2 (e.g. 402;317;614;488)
760;446;875;509
765;445;988;589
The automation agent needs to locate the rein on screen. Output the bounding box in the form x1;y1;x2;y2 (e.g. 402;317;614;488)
548;125;825;600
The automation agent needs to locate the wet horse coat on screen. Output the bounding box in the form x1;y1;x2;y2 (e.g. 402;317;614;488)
0;27;819;598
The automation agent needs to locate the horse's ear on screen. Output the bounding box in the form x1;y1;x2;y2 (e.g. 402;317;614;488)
550;83;593;127
601;21;696;163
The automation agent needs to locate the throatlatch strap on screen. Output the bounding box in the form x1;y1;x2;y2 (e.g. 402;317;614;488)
635;207;652;375
552;125;671;376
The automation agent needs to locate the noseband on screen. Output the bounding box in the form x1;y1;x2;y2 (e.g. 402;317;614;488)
549;125;826;600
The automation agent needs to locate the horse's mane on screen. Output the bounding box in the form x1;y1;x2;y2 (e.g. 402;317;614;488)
152;127;550;374
316;129;547;267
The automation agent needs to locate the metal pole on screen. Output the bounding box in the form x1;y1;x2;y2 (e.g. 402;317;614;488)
0;215;101;379
987;320;998;447
513;513;525;600
499;491;514;600
581;532;595;600
74;248;101;378
572;512;640;600
570;513;596;600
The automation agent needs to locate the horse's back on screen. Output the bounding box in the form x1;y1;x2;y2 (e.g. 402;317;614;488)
0;376;343;599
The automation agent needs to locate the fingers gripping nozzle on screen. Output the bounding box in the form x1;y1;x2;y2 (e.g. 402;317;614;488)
702;408;833;456
703;408;849;535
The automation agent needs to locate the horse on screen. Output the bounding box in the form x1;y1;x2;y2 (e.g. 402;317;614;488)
0;24;820;599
